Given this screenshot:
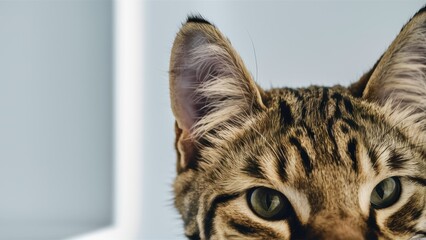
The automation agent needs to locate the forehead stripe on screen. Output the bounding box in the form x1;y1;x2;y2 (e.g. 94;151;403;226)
342;117;359;130
347;138;358;173
326;118;341;164
280;100;294;126
367;147;380;173
289;137;312;174
277;148;289;182
331;92;343;118
387;149;409;170
242;157;266;179
343;98;354;114
319;88;329;117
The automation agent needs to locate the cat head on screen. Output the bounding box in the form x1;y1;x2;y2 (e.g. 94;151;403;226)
169;9;426;240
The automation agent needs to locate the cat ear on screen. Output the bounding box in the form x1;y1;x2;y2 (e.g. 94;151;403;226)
349;6;426;143
349;8;426;136
169;16;266;171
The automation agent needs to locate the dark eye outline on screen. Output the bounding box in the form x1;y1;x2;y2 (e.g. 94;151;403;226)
370;177;402;209
246;187;291;220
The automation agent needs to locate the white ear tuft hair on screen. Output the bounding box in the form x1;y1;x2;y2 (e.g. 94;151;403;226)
169;20;265;139
356;9;426;139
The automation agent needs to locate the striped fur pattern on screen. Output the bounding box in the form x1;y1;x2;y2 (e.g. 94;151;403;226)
169;9;426;240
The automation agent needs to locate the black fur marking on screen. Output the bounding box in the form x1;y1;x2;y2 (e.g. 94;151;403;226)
198;136;214;148
413;5;426;19
367;147;380;173
366;208;380;240
301;106;307;119
340;124;349;134
204;194;239;239
288;212;309;240
331;92;343;102
277;149;288;182
289;137;312;174
228;220;257;235
347;138;358;172
331;92;342;118
187;15;212;25
319;88;329;116
342;117;359;130
304;124;316;141
360;113;377;122
386;193;423;233
185;233;201;240
228;219;282;238
288;88;303;101
327;118;340;164
387;150;409;170
279;100;294;126
242;158;266;179
407;176;426;186
343;98;354;114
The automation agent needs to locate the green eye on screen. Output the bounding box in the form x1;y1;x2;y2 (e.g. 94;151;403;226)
247;187;290;220
370;177;401;209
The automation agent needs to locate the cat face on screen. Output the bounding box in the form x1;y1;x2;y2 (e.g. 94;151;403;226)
169;9;426;240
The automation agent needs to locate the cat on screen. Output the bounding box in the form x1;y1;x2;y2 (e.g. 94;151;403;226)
169;7;426;240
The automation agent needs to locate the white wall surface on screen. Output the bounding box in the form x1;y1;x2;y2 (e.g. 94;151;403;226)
0;1;113;239
142;1;425;239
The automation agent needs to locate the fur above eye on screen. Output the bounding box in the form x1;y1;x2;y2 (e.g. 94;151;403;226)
247;187;291;220
370;177;401;209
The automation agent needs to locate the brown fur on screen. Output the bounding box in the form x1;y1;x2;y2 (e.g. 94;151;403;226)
170;10;426;240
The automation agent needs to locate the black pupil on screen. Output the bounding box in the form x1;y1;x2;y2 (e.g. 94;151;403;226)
265;193;273;210
376;183;385;199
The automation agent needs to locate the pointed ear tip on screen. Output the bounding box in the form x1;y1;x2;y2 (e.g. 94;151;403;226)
172;15;216;50
415;5;426;16
186;14;213;25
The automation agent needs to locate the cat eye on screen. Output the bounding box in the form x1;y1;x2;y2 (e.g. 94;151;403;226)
247;187;290;220
370;177;401;209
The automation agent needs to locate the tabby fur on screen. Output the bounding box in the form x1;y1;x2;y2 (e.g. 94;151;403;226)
169;7;426;240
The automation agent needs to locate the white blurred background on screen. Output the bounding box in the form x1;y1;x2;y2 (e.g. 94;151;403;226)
0;1;424;240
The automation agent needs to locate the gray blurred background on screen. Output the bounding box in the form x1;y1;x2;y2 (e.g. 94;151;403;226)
0;1;424;240
0;1;113;239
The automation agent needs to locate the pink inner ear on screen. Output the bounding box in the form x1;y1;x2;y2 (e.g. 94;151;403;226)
171;32;212;133
174;69;200;132
170;27;263;137
173;43;224;133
